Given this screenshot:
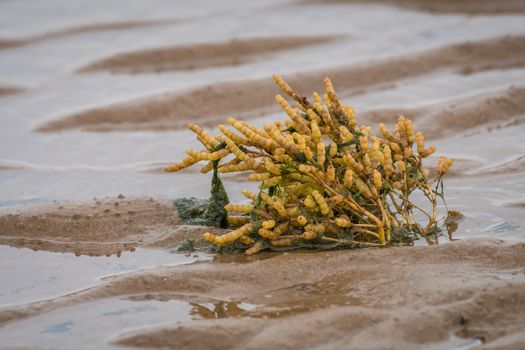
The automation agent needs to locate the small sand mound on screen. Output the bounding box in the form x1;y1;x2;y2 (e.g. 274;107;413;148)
78;36;340;74
36;35;525;133
0;197;181;256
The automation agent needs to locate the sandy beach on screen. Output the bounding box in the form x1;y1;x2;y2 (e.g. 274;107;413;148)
1;0;524;349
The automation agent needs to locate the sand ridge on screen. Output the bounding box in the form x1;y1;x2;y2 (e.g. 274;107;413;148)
77;35;341;74
0;86;25;96
361;86;525;139
0;19;181;50
35;35;525;133
469;155;525;177
0;165;26;171
299;0;525;15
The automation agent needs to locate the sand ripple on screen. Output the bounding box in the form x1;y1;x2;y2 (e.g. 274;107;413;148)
78;36;340;74
0;19;181;50
301;0;525;15
0;85;24;96
36;35;525;132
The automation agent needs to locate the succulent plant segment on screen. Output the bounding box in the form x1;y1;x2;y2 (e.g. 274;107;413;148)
165;75;453;254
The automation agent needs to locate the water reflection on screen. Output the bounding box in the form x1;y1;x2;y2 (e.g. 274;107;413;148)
190;301;256;319
425;333;483;350
0;298;192;350
42;321;74;334
0;245;208;306
446;210;464;240
189;300;312;319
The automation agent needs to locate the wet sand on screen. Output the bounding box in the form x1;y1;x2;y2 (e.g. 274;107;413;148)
0;86;24;96
506;202;525;209
114;240;525;350
0;165;25;171
0;197;179;256
301;0;525;15
36;35;525;132
0;237;523;349
470;155;525;177
0;19;180;50
364;86;525;139
78;36;340;74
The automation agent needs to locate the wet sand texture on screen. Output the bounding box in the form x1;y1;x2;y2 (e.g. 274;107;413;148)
301;0;525;15
472;155;525;177
78;36;340;74
0;197;180;256
113;240;525;350
0;19;180;50
36;35;525;132
0;86;24;96
362;86;525;139
0;239;523;350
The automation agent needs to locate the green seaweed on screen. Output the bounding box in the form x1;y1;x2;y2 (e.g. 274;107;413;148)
176;238;247;254
173;162;229;227
172;197;209;225
176;238;215;253
203;162;229;228
389;227;418;245
176;239;196;252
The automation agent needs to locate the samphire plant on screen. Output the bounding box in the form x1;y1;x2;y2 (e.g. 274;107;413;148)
166;75;453;255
